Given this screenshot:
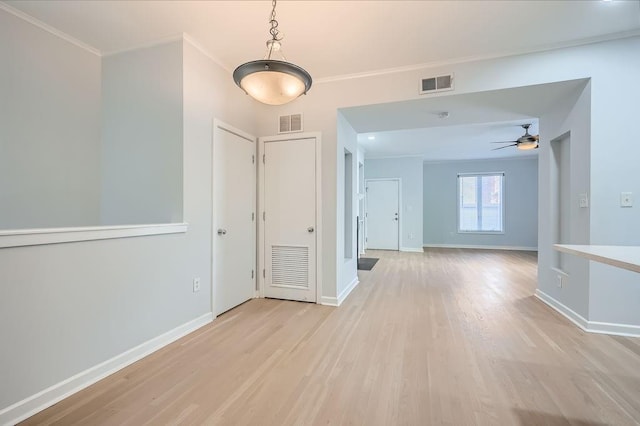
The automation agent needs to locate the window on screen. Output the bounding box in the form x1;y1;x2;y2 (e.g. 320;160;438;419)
458;173;504;233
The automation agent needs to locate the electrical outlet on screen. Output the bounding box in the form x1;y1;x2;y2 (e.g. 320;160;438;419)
556;274;563;289
621;192;633;207
409;232;414;239
193;277;201;293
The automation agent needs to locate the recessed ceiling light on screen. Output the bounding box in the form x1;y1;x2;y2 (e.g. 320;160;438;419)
368;136;375;140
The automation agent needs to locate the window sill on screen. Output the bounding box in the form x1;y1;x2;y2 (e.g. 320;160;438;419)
457;230;505;235
0;223;188;249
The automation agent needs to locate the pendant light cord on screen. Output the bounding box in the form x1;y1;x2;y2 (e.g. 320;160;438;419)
266;0;286;60
269;0;281;42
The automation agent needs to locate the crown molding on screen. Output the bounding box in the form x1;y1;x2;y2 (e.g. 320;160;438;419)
315;29;640;85
364;154;425;161
101;34;184;57
422;155;538;165
182;33;232;74
0;1;101;56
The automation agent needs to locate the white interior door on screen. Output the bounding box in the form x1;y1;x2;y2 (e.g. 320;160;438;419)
213;122;256;315
263;137;316;302
366;179;399;250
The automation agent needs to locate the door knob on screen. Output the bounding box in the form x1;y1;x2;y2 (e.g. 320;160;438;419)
217;228;227;235
307;227;314;233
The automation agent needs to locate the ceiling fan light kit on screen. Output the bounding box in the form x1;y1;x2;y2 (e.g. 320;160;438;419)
491;124;540;151
233;0;312;105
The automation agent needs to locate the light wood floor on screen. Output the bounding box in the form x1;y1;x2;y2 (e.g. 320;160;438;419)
23;249;640;425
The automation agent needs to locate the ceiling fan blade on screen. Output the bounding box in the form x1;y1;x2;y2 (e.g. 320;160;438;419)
490;140;518;144
491;144;518;151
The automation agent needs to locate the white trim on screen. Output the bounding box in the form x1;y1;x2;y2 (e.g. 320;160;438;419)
423;244;537;251
102;34;183;57
534;289;589;330
183;34;231;73
257;132;322;303
423;156;538;165
320;278;359;307
0;223;188;249
315;29;640;85
588;321;640;337
0;312;213;426
364;154;425;161
320;296;339;307
535;290;640;338
400;247;424;253
337;277;359;306
0;2;101;56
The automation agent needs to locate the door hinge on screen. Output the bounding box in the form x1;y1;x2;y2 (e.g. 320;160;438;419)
263;211;266;221
263;269;266;278
252;155;255;164
252;212;255;221
262;154;265;164
251;270;254;279
366;237;368;242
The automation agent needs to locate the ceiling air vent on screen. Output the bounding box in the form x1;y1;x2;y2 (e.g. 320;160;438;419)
278;113;303;134
420;73;454;95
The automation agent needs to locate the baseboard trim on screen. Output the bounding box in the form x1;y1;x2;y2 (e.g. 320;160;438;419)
400;247;424;253
0;312;214;426
423;244;537;251
337;277;359;305
320;277;360;307
534;289;589;330
320;296;338;306
534;290;640;338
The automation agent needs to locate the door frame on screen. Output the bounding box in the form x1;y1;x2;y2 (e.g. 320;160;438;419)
257;132;322;303
211;119;258;315
364;178;402;251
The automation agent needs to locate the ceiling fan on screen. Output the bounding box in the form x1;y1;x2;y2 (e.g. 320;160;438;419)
491;124;539;151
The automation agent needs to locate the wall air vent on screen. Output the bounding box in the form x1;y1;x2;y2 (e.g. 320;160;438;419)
278;113;303;134
419;73;454;95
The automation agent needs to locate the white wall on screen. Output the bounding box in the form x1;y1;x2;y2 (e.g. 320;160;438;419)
0;9;101;229
538;81;591;318
101;41;184;225
364;157;424;251
0;34;257;415
423;157;538;249
336;112;358;300
255;35;640;325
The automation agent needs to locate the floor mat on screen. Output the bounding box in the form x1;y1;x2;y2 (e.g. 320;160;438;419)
357;257;379;271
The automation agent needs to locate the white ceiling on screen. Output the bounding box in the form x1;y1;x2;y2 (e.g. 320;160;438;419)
4;1;637;161
4;0;640;81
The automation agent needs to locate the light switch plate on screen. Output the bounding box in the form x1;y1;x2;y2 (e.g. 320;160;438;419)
579;193;589;208
621;192;633;207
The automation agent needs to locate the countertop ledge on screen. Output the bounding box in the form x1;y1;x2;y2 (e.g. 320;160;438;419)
554;244;640;274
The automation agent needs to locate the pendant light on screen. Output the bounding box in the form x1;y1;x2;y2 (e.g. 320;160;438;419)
233;0;312;105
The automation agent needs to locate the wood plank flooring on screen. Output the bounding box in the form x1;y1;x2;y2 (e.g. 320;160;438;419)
23;249;640;425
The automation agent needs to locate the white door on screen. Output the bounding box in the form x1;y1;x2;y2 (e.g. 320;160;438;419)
366;179;399;250
263;137;316;302
213;122;256;315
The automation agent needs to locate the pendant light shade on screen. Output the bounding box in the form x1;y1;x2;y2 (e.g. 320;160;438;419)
233;60;312;106
233;0;312;105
